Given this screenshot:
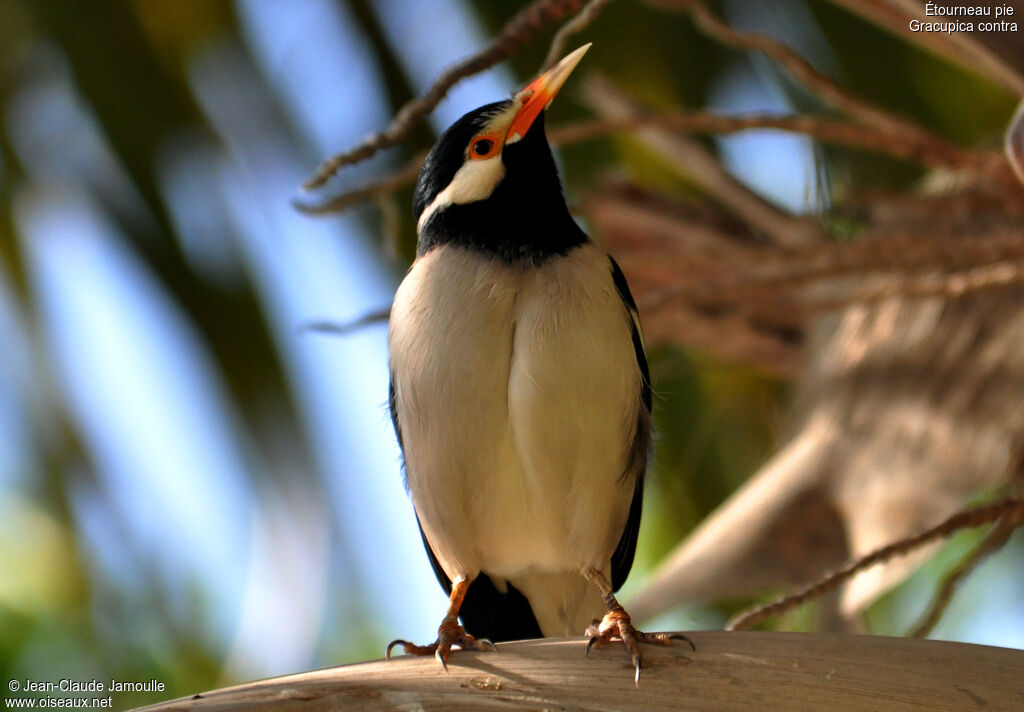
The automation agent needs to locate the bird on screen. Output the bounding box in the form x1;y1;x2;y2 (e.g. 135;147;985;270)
384;44;691;681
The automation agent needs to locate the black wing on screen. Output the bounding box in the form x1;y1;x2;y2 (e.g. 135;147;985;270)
388;377;409;490
608;256;652;591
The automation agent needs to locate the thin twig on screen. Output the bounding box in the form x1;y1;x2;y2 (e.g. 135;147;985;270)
549;113;987;169
726;497;1024;631
581;74;827;246
804;261;1024;312
302;0;988;197
295;152;425;214
647;0;976;169
301;0;588;190
542;0;616;71
640;260;1024;334
299;307;392;336
297;110;1000;214
907;516;1021;639
746;232;1024;291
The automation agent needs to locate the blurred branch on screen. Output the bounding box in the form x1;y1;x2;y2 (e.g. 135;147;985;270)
742;232;1024;289
550;112;994;168
580;182;807;375
297;0;1002;214
301;0;589;190
646;239;1024;315
297;110;981;214
299;307;392;336
295;152;425;214
806;259;1024;311
727;497;1024;631
580;74;827;246
636;259;1024;365
646;0;979;169
542;0;616;71
907;515;1021;639
588;168;1024;375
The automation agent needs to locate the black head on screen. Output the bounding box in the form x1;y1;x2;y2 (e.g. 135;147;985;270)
412;46;592;265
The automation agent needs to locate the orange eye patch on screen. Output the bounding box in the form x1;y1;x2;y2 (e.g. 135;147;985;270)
468;132;502;160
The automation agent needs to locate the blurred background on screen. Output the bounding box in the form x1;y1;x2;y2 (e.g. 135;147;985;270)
1;0;1021;707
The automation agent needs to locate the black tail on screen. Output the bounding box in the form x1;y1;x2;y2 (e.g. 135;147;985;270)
457;573;543;642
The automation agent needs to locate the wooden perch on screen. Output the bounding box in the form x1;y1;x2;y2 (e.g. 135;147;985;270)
137;632;1024;711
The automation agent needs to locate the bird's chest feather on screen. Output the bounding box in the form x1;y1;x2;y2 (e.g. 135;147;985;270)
389;244;640;577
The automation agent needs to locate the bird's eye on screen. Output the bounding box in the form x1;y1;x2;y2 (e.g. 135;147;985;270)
469;136;498;160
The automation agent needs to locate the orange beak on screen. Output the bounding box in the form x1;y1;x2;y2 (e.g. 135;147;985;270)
505;44;591;144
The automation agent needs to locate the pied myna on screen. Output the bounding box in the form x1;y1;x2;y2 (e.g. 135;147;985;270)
385;45;691;681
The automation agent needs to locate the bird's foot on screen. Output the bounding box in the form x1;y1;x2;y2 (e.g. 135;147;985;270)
386;617;496;671
585;609;694;685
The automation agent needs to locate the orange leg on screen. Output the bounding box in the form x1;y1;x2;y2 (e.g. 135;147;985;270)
386;577;496;670
582;567;694;685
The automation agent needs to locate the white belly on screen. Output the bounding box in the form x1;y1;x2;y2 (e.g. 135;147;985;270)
388;243;641;633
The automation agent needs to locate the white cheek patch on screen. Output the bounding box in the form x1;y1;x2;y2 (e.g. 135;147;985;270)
417;155;507;233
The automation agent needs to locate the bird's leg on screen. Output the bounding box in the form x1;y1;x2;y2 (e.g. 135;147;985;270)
385;576;496;670
582;567;694;684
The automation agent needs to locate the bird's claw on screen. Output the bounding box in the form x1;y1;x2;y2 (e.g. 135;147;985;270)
584;611;694;686
385;621;496;670
385;638;434;661
665;632;697;651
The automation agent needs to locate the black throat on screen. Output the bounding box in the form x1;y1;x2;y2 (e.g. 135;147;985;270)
416;114;588;265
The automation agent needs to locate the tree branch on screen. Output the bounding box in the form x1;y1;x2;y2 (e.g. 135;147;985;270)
301;0;589;190
647;0;977;169
804;260;1024;312
580;74;827;246
550;112;995;169
295;110;1001;215
299;307;392;336
295;152;425;215
907;515;1021;638
727;497;1024;631
542;0;616;71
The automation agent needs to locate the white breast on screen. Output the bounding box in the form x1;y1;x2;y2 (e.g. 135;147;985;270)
388;243;642;635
